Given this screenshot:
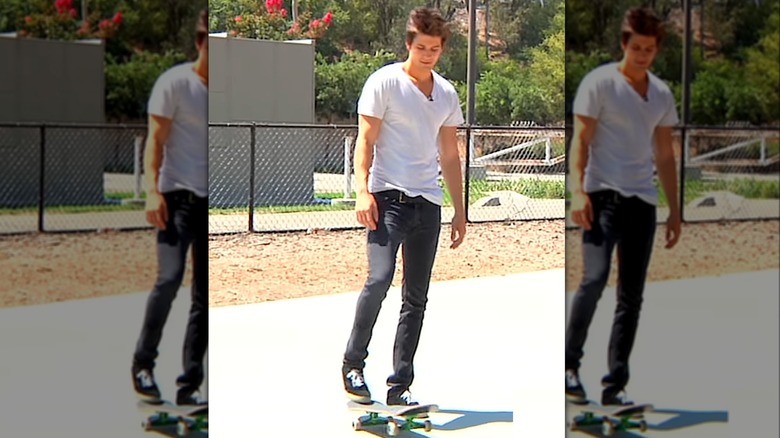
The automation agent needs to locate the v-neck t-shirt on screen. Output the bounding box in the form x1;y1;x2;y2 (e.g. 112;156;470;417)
147;62;208;198
357;62;465;206
572;62;679;205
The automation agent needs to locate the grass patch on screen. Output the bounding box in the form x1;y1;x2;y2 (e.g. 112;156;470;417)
564;178;779;208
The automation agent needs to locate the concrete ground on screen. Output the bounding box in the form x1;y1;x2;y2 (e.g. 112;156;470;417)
565;269;779;437
0;268;775;437
208;269;565;438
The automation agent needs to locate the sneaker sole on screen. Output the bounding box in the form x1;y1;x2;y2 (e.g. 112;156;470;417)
345;392;372;404
135;393;163;404
566;394;588;405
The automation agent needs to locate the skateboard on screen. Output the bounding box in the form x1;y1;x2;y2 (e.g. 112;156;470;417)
567;401;652;436
347;400;438;436
137;400;208;436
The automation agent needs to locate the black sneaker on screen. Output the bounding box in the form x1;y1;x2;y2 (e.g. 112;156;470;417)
387;389;427;418
602;388;633;407
132;367;161;403
387;389;418;407
565;369;587;404
177;388;207;406
343;368;371;403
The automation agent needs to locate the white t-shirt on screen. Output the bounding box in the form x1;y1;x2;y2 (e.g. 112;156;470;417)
357;62;465;206
573;62;679;205
147;62;208;198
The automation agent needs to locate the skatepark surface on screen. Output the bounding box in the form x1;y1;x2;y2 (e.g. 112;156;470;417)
565;269;779;438
0;268;776;437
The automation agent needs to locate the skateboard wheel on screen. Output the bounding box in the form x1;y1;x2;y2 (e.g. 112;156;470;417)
602;419;615;436
386;421;399;436
142;420;152;431
352;419;362;431
567;420;578;432
639;420;647;432
176;419;189;436
424;420;432;432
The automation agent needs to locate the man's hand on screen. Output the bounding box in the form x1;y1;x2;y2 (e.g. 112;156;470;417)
665;212;681;249
355;191;378;230
145;192;168;230
450;213;466;249
570;190;593;231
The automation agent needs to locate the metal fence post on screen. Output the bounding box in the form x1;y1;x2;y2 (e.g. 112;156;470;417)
133;135;143;201
464;126;471;223
344;136;353;198
679;126;687;222
38;124;45;232
249;123;256;233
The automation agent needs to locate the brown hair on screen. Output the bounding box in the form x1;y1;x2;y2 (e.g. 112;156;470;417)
405;7;451;46
621;7;664;46
196;9;208;46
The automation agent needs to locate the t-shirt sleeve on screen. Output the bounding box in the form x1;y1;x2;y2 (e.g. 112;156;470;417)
658;90;680;127
357;72;386;119
572;73;601;118
147;72;176;119
442;90;465;127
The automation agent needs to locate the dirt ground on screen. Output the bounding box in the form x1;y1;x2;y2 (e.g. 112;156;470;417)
0;220;777;308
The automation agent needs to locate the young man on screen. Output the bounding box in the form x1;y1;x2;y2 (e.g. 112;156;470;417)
131;9;209;406
565;7;681;406
342;7;466;406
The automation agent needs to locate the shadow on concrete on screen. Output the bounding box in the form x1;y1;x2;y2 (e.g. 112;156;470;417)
568;407;729;437
349;408;513;437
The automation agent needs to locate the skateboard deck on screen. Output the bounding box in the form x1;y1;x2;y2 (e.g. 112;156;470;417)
137;400;208;436
347;400;438;436
567;400;652;436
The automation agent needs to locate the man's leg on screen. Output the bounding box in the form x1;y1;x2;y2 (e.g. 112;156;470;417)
564;192;620;402
177;196;209;404
386;201;441;405
343;195;411;401
602;197;656;403
133;193;191;401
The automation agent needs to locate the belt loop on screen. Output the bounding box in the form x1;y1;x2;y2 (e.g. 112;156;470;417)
398;191;407;203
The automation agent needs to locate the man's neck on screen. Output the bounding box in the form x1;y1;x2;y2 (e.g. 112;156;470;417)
617;59;647;83
192;58;208;86
402;60;432;83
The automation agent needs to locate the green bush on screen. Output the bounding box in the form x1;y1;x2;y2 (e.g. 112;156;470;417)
104;50;188;122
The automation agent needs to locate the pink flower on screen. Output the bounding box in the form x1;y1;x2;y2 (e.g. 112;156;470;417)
309;19;321;29
112;11;122;25
265;0;283;14
99;19;111;29
55;0;73;14
70;8;77;18
323;12;333;25
235;15;243;23
24;15;32;23
280;8;288;18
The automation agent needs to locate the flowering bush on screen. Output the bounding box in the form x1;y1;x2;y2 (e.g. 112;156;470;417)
227;0;333;40
17;0;122;40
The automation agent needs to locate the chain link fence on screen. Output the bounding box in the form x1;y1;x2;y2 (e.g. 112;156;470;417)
207;123;568;234
564;125;780;228
682;126;779;222
0;123;148;234
1;123;775;235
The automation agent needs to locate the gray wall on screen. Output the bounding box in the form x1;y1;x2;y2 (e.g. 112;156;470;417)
0;34;107;208
208;35;317;208
0;34;105;123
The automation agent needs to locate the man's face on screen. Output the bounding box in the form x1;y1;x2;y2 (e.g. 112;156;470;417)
406;33;444;72
621;33;658;72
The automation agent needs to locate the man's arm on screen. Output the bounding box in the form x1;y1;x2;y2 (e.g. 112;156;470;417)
653;125;681;248
569;114;598;230
354;114;382;230
438;125;465;248
143;114;172;229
